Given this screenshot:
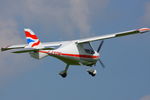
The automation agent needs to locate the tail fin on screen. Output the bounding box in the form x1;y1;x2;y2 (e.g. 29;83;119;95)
24;28;42;48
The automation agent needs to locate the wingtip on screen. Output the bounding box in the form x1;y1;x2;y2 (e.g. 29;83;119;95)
137;28;150;33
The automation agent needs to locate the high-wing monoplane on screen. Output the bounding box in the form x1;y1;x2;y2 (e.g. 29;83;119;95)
1;28;150;78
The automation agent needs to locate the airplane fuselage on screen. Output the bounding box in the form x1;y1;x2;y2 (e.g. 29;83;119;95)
33;41;100;66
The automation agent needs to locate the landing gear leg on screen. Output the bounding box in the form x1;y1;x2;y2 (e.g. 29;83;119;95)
59;64;69;78
87;69;97;77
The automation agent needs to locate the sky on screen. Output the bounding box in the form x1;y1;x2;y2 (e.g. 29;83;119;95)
0;0;150;100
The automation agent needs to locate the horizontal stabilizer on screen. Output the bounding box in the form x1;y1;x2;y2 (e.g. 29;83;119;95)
12;48;54;53
1;45;25;52
1;43;62;52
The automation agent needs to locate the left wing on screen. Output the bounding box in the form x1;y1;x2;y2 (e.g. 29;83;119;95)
77;28;150;43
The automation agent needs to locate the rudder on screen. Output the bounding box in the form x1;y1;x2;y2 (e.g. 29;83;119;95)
24;28;42;48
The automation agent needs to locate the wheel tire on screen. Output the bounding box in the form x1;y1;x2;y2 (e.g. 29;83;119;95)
61;73;67;78
59;71;67;78
87;69;96;77
91;73;96;76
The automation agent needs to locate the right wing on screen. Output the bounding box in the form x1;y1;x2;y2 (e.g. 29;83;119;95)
76;28;150;43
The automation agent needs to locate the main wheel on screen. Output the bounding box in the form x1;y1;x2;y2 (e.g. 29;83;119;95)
87;69;97;77
59;71;67;78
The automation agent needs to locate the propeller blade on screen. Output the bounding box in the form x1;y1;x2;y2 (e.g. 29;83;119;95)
98;59;105;68
97;40;104;52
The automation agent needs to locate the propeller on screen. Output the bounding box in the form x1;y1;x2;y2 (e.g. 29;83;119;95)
96;40;105;68
97;40;104;53
98;59;105;68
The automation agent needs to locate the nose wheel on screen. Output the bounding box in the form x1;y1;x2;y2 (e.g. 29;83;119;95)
87;69;97;77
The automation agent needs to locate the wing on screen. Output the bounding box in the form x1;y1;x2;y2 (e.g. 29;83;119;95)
1;41;63;53
77;28;150;43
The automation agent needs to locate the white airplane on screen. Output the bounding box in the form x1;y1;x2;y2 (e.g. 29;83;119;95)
1;28;150;78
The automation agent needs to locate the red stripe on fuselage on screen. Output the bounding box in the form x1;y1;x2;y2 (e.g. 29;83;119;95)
39;51;99;59
25;31;38;39
61;53;99;58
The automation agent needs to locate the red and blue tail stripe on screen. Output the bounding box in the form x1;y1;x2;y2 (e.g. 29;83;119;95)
31;40;41;47
25;31;38;40
24;29;41;48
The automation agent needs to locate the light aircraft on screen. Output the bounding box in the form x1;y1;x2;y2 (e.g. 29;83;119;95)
1;28;150;78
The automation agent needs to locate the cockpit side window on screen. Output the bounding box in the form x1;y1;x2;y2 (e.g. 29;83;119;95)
81;42;95;54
